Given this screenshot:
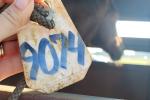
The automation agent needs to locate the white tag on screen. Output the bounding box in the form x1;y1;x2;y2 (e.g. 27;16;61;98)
18;0;92;93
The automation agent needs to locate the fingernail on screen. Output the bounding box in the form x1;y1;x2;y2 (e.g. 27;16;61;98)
15;0;30;10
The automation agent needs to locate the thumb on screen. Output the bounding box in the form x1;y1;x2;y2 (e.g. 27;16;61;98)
0;0;34;41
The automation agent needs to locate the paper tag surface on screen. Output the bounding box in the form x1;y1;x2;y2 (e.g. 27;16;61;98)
18;0;92;93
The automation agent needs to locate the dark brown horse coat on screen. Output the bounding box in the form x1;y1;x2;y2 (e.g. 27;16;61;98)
62;0;124;60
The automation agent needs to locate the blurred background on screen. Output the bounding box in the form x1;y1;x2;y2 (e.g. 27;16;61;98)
1;0;150;100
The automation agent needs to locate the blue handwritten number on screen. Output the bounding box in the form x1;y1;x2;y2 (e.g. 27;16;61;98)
38;38;59;75
60;34;68;69
20;31;85;80
49;34;67;69
50;32;85;68
68;31;85;65
20;42;39;80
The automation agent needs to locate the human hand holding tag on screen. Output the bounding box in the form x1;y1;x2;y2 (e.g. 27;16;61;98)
0;0;56;81
0;0;34;81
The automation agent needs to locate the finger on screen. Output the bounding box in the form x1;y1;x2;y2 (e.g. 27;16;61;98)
0;0;4;7
2;0;14;3
35;0;44;3
0;0;14;8
0;41;23;81
3;0;45;4
3;34;17;42
0;0;34;42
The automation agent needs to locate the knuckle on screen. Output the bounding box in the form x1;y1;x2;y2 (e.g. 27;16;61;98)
1;5;22;26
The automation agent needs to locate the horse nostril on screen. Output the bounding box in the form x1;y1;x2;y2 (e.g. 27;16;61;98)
110;44;124;61
110;49;123;60
105;40;125;61
108;37;124;60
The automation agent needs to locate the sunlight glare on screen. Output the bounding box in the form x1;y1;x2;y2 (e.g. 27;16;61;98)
116;21;150;38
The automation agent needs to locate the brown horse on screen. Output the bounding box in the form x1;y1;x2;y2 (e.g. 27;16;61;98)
62;0;124;60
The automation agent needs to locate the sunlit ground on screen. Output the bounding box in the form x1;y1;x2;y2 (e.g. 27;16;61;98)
89;20;150;66
88;47;150;66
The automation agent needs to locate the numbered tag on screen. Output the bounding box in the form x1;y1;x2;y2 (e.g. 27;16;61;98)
18;0;92;93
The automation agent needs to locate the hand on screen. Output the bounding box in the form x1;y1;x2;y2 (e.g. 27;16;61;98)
0;0;34;81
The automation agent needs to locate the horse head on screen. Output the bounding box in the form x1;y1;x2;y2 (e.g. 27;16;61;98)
62;0;124;60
